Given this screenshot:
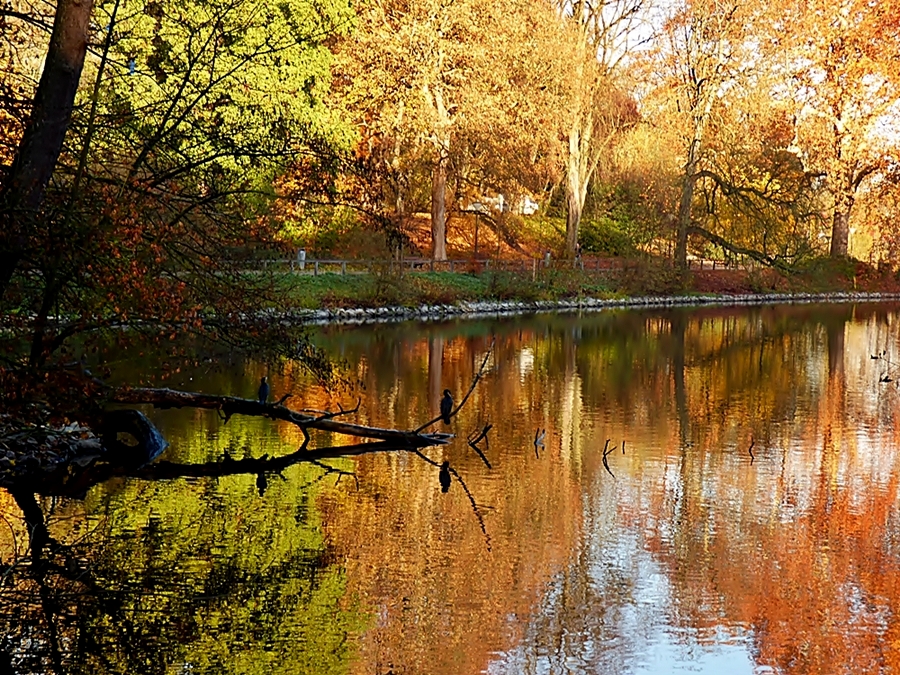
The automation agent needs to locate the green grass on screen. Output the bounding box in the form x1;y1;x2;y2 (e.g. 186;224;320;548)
268;256;900;312
274;268;622;310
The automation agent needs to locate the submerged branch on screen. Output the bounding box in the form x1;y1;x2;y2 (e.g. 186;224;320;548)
467;424;493;469
601;438;617;479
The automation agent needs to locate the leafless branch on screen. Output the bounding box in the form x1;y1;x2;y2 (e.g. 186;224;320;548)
602;438;617;479
467;424;493;469
415;339;495;433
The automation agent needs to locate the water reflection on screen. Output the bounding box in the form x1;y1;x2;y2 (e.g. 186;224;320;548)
3;303;900;674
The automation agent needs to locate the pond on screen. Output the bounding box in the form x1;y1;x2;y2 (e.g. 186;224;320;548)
3;302;900;674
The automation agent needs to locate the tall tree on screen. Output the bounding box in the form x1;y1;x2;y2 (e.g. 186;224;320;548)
772;0;900;258
635;0;747;269
557;0;644;257
337;0;571;260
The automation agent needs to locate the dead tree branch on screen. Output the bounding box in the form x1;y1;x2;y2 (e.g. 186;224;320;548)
415;339;495;433
602;438;617;479
467;424;493;469
111;388;450;447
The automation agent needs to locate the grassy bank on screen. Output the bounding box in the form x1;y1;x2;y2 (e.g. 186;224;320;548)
273;258;900;311
276;269;617;310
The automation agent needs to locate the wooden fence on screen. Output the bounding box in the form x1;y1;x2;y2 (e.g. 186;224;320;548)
245;256;737;276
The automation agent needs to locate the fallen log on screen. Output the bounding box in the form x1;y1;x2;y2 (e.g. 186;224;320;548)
110;387;453;447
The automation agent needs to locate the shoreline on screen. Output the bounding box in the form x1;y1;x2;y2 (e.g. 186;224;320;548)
287;291;900;326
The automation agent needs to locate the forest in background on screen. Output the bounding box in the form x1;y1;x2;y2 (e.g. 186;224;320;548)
1;0;899;382
4;0;900;269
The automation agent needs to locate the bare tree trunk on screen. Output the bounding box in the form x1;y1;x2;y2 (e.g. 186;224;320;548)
829;201;852;258
429;83;450;262
675;169;694;270
431;156;448;261
0;0;94;300
565;139;584;256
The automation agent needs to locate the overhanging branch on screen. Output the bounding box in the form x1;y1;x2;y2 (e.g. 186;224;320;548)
687;224;791;272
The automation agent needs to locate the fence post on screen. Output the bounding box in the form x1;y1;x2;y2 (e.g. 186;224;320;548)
341;261;347;276
314;261;320;276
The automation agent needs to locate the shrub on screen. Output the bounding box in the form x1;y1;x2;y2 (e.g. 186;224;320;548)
579;216;637;257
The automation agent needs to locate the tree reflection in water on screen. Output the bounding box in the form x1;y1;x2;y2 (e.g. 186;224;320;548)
4;303;900;674
0;450;375;675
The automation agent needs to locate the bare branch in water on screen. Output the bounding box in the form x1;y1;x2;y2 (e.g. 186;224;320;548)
467;424;493;469
415;339;495;433
602;439;617;479
533;428;545;458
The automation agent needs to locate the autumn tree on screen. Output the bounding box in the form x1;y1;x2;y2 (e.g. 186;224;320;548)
652;0;746;270
769;0;900;258
336;0;571;260
556;0;644;257
0;0;353;370
688;86;828;267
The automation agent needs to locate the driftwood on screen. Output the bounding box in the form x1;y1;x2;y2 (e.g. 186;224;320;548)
110;387;453;448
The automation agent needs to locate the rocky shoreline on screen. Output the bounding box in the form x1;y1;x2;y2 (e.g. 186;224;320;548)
288;291;900;326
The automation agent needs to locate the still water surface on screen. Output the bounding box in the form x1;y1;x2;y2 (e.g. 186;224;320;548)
4;303;900;674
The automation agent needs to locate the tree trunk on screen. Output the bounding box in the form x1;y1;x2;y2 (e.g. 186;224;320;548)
565;141;584;256
431;156;448;261
675;169;694;270
0;0;94;300
675;113;708;271
829;202;852;258
428;84;450;262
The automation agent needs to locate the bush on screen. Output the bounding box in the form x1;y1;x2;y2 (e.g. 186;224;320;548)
579;216;637;256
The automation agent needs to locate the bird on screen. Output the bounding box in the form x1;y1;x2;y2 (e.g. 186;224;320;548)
258;376;269;404
440;389;453;425
439;461;451;493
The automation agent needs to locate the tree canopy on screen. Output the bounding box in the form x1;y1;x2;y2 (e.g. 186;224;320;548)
1;0;899;386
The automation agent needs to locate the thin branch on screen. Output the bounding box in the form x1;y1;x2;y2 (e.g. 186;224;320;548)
602;438;617;479
415;339;495;433
533;427;545;458
467;424;493;469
